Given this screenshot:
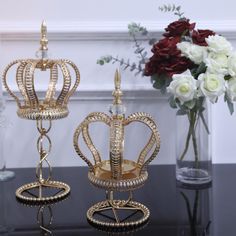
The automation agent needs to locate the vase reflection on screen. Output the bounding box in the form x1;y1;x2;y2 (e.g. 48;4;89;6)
176;183;212;236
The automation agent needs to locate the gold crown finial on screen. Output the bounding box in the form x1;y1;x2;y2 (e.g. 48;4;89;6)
112;69;123;105
115;69;121;90
40;20;48;51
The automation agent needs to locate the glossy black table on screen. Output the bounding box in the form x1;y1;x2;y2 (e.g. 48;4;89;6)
0;164;234;235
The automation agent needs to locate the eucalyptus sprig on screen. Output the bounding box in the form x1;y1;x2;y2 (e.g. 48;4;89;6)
97;22;157;76
158;4;185;19
97;55;143;76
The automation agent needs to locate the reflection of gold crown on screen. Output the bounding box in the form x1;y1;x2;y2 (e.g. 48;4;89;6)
3;21;80;120
73;70;161;228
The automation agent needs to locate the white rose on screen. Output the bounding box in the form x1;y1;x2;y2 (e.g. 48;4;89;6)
204;52;229;75
177;42;207;64
226;77;236;102
177;41;190;52
228;52;236;77
206;35;233;55
198;72;225;103
167;70;197;104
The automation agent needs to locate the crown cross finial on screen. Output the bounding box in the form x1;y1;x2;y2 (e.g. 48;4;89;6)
112;69;123;105
40;20;48;52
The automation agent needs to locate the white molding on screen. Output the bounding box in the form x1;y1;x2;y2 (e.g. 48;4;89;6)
4;87;167;102
0;20;236;41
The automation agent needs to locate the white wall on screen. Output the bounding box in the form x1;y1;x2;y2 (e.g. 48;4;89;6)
1;0;236;167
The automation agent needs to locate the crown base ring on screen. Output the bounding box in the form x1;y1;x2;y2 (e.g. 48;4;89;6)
88;160;148;191
87;199;150;228
17;107;69;120
15;180;70;204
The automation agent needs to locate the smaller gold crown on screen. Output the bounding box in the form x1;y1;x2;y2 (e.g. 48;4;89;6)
3;21;80;120
74;70;161;192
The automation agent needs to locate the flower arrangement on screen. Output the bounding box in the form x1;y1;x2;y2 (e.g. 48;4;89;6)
98;4;236;170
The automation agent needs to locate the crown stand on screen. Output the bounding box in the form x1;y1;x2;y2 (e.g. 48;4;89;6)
3;21;80;203
74;70;161;228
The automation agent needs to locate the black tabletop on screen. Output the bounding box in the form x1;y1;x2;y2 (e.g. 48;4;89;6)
0;164;234;235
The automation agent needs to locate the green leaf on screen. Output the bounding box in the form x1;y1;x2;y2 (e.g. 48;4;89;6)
152;75;165;89
97;59;104;65
199;111;210;134
176;108;188;115
104;56;112;63
142;51;148;58
128;22;148;35
168;96;177;109
225;94;234;115
224;74;232;80
135;71;141;76
97;55;113;65
197;62;207;74
130;63;136;71
151;74;172;94
176;6;181;11
135;48;144;54
191;62;207;79
153;80;164;90
160;86;166;94
149;38;157;45
184;100;196;109
194;96;205;111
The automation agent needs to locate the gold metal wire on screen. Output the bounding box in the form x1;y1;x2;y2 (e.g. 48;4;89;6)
36;120;52;184
15;121;70;203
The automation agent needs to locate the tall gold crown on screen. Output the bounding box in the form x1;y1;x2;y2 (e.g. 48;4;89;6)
73;70;161;228
2;21;80;203
3;21;80;120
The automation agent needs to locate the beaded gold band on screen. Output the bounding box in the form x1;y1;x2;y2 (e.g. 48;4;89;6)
15;180;70;203
87;191;150;228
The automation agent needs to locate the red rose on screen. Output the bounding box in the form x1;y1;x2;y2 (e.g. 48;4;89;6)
164;19;195;37
144;37;193;77
152;37;181;58
157;57;193;77
192;29;216;46
144;60;158;76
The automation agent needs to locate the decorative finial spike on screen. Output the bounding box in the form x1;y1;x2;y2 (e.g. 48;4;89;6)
41;20;47;35
40;20;48;51
112;69;123;105
114;69;121;90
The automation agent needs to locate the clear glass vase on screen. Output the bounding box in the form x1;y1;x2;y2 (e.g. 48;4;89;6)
176;100;212;185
